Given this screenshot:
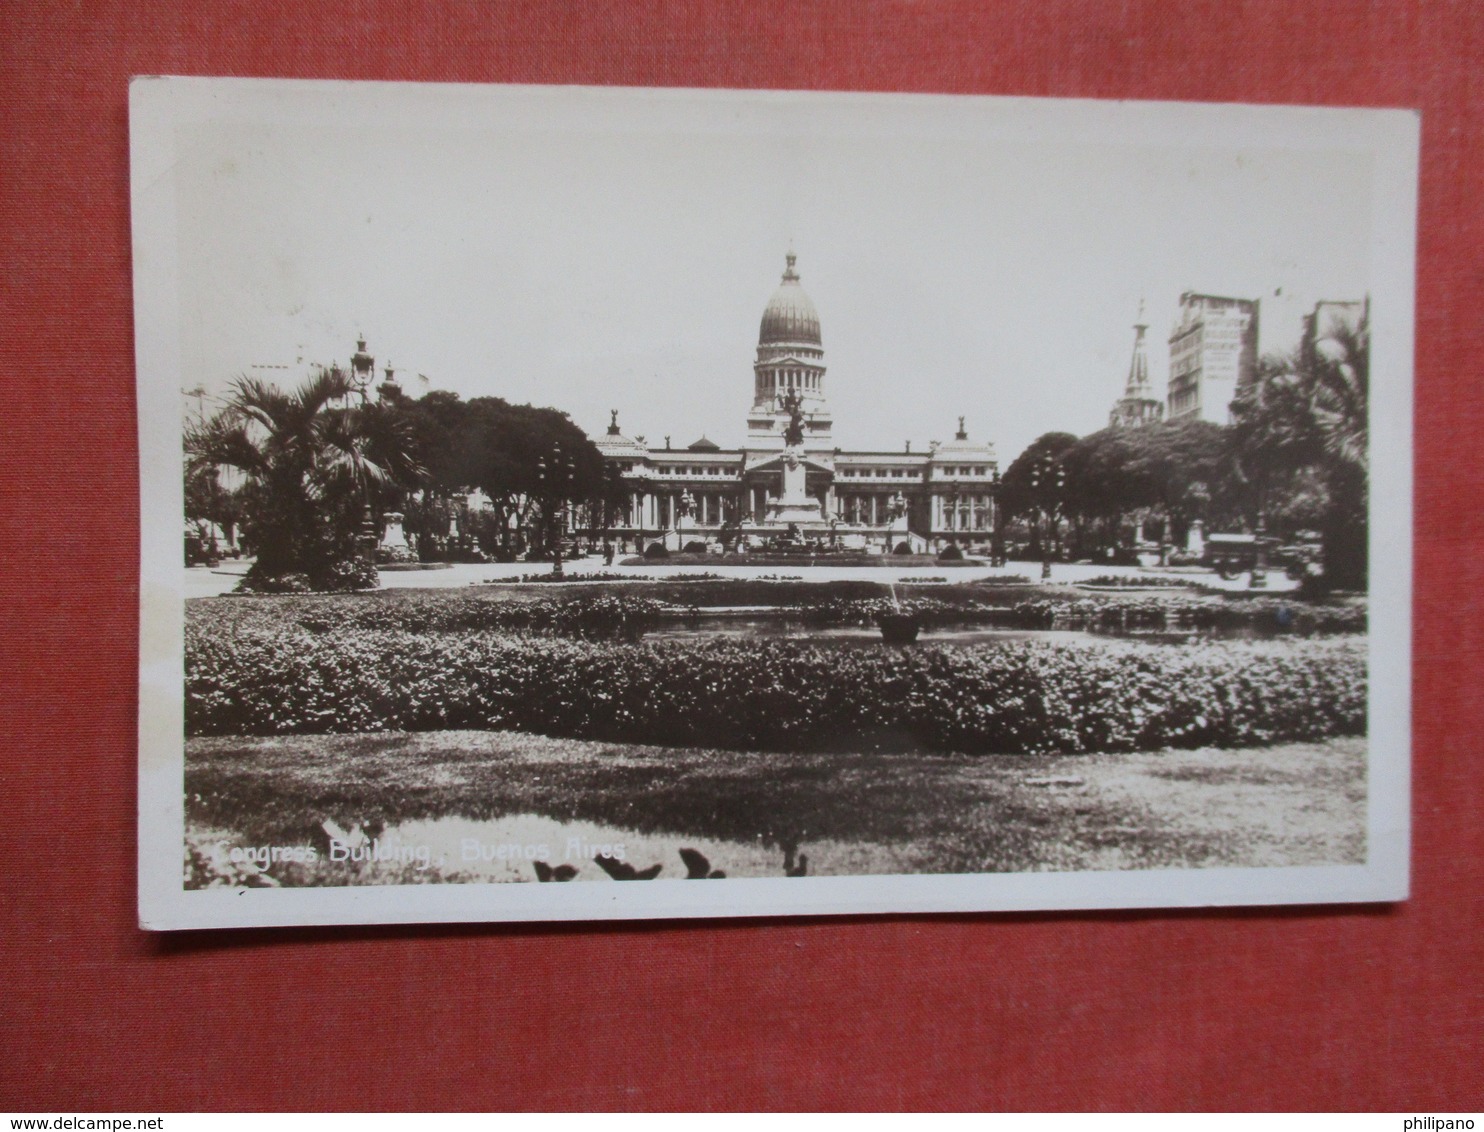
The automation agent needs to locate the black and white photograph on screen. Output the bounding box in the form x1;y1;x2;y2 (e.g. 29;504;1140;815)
133;78;1415;928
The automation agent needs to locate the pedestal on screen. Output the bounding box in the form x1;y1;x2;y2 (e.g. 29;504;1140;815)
761;447;828;530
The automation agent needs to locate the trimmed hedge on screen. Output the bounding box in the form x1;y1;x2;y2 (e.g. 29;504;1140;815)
186;626;1365;754
795;595;1365;635
195;588;1365;641
201;592;665;638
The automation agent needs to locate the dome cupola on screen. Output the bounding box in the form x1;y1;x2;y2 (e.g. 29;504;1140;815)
758;252;822;347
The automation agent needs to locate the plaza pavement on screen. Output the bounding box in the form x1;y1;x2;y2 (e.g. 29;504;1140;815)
185;555;1298;599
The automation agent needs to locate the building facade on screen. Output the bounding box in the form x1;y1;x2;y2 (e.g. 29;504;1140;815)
1302;299;1367;355
1166;292;1259;424
593;254;999;551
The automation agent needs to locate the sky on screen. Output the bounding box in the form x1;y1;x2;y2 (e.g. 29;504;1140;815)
169;83;1375;463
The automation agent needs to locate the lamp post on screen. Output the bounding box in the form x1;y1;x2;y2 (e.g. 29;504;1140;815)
1243;454;1270;591
601;461;619;540
536;443;574;578
1250;506;1269;590
989;469;1006;568
1029;455;1065;582
947;481;962;554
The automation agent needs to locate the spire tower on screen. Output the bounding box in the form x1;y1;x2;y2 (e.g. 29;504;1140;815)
1109;300;1164;428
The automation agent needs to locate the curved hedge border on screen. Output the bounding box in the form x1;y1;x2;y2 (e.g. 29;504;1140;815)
196;589;1365;639
187;628;1365;755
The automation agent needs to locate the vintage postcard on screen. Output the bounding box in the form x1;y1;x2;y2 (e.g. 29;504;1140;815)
133;78;1416;929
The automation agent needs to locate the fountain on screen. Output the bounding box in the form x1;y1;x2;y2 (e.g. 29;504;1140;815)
876;580;921;643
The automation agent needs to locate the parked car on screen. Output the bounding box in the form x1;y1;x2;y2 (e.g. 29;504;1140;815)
1203;533;1259;578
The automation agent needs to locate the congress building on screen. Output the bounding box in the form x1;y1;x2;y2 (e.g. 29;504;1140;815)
592;253;999;552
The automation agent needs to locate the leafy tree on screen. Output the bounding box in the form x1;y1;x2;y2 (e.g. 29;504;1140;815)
399;389;476;497
1057;419;1228;554
997;432;1077;556
457;397;604;556
389;391;607;560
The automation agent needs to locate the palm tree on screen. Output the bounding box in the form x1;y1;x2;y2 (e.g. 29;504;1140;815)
1226;307;1369;589
1305;312;1369;588
185;367;422;590
1227;356;1316;526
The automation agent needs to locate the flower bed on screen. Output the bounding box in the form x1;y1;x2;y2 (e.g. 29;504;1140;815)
186;624;1365;755
484;571;731;584
195;585;1366;643
1078;574;1196;589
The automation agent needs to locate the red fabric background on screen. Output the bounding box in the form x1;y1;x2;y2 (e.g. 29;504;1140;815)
1;0;1479;1112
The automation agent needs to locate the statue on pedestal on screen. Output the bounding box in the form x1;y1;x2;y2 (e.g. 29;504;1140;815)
778;390;806;449
759;389;828;532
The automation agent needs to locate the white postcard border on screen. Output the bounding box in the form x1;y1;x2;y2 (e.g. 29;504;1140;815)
133;78;1416;930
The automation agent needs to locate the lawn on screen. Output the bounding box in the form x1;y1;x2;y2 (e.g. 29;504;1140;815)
185;730;1366;888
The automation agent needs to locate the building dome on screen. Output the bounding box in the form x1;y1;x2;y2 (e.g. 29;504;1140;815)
759;252;821;346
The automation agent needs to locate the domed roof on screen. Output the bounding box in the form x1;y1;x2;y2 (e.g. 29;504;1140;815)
932;417;996;459
759;252;821;347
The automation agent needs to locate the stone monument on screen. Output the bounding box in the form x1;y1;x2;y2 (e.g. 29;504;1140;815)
762;390;829;530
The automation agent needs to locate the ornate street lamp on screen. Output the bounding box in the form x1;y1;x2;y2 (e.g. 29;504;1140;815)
946;480;962;553
1250;511;1269;589
536;443;575;577
989;468;1006;568
1028;455;1065;582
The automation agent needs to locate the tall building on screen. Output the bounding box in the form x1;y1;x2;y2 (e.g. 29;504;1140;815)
593;253;999;550
1166;292;1259;424
1108;302;1164;429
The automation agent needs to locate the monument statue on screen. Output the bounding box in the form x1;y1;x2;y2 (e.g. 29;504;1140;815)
778;390;806;449
760;390;827;531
